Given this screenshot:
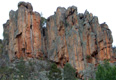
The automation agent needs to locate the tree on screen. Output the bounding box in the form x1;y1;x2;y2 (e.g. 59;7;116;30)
48;63;62;80
15;59;30;80
95;60;116;80
40;12;46;27
0;59;30;80
63;63;76;80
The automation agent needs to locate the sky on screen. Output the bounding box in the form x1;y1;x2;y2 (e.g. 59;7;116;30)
0;0;116;46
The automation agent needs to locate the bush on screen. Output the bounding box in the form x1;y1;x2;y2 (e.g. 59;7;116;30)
47;63;62;80
15;59;30;80
95;61;116;80
89;60;116;80
63;63;76;80
86;55;92;60
0;59;32;80
0;66;14;80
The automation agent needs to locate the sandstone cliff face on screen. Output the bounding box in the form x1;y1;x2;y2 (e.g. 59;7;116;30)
3;2;44;60
3;2;114;75
45;6;113;72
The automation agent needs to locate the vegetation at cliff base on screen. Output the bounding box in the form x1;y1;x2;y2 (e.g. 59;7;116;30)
63;63;77;80
0;59;32;80
90;60;116;80
47;63;77;80
95;61;116;80
15;59;31;80
47;63;62;80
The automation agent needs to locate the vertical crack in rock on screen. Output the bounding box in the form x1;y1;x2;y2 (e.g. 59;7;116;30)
30;25;33;55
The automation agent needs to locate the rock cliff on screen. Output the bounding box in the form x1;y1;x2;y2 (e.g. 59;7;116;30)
3;2;44;61
3;2;114;78
45;6;114;72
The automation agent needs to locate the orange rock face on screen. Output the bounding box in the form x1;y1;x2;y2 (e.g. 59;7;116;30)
3;2;43;60
45;7;114;72
3;2;114;76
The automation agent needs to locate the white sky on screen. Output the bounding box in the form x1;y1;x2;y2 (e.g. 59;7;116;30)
0;0;116;46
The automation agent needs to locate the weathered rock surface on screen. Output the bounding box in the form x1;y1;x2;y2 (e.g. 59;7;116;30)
45;6;113;72
3;2;44;61
3;2;114;79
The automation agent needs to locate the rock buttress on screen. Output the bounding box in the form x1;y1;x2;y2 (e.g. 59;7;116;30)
3;2;44;60
45;6;113;72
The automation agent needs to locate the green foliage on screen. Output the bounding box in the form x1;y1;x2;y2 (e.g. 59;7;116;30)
0;64;16;80
15;59;30;80
89;61;116;80
0;59;32;80
47;63;62;80
86;55;91;60
95;61;116;80
63;63;76;80
41;17;46;27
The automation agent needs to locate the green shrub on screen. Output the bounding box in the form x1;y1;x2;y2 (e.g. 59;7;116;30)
0;65;16;80
63;63;76;80
47;63;62;80
89;61;116;80
86;55;91;60
15;59;30;80
95;61;116;80
0;59;31;80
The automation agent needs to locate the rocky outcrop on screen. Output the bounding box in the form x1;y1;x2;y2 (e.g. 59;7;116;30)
3;2;44;61
3;2;114;79
45;6;113;72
